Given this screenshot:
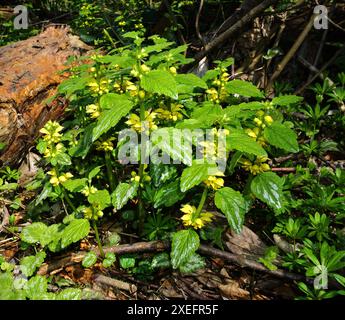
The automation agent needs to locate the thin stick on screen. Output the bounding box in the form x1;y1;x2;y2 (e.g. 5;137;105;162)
266;13;317;91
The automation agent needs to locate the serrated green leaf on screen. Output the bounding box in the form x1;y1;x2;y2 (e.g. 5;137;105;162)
141;70;178;99
171;229;200;269
271;95;302;106
21;222;48;244
215;187;246;234
180;163;216;192
61;219;90;249
62;178;87;193
92;93;134;142
154;179;185;208
56;288;82;300
151;253;171;269
88;189;111;210
179;253;205;273
20;252;46;277
227;132;267;157
82;251;98;268
224;102;265;118
264;123;299;153
226;80;264;98
102;252;116;268
120;256;136;269
150;164;178;187
175;73;208;93
25;275;48;300
111;183;138;210
251;172;284;212
88;166;102;180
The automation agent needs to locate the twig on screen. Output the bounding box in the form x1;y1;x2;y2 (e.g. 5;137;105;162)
271;168;296;173
266;13;317;91
194;0;279;62
195;0;205;47
295;47;345;94
94;274;137;294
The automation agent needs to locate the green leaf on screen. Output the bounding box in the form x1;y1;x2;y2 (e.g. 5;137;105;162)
111;183;138;210
20;252;46;277
271;95;302;106
58;76;90;96
120;256;136;269
92;93;134;142
150;164;178;187
215;187;246;234
251;172;284;212
191;103;223;126
180;163;216;192
88;166;102;180
226;80;264;98
175;73;208;93
25;275;48;300
21;222;48;244
227;132;267;157
61;219;90;249
88;189;111;210
264;123;299;153
151;253;171;269
56;288;82;300
82;251;98;268
102;252;116;268
224;102;265;118
171;229;200;269
179;253;205;273
141;70;178;99
62;178;87;193
154;179;185;208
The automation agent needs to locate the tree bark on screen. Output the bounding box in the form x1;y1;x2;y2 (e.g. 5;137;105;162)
0;25;91;167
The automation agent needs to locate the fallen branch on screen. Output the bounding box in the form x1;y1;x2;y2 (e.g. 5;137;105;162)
194;0;279;62
94;274;137;294
266;12;316;91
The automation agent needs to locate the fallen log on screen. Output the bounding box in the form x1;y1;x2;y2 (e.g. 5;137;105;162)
0;25;91;167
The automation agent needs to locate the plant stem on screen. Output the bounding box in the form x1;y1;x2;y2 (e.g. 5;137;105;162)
93;220;105;258
62;188;77;214
105;152;116;192
194;187;208;218
138;102;146;233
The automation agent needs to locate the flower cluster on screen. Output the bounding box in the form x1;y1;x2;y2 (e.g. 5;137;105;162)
48;169;73;187
206;70;230;103
83;206;104;220
180;204;213;229
114;80;139;97
95;138;115;152
155;103;184;122
81;186;98;197
245;110;274;146
39;121;66;159
241;156;271;175
126;110;158;133
203;172;225;190
86;104;101;119
88;78;111;95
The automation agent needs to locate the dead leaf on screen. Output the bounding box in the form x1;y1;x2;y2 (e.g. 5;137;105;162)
219;280;251;300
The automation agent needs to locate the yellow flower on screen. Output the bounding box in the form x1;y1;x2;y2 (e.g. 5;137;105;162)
48;170;73;186
245;128;260;139
206;88;219;103
169;66;177;75
180;204;214;229
81;186;98;196
126;111;157;132
96;139;114;152
140;64;151;73
83;207;93;220
39;121;64;143
204;174;224;190
264;115;273;125
88;79;110;95
155;103;184;122
118;21;126;26
241;157;271;175
43;143;64;158
86;104;100;119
